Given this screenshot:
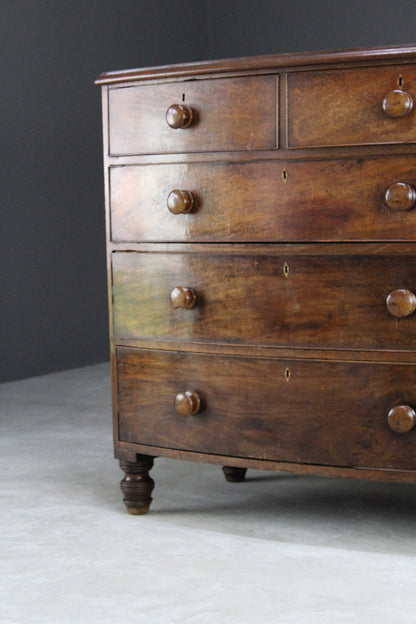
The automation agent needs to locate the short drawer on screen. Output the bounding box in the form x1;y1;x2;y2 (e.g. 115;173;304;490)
288;65;416;148
110;156;416;242
108;75;277;155
112;250;416;351
117;347;416;471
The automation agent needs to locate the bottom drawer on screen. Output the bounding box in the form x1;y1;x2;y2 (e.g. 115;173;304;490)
116;348;416;471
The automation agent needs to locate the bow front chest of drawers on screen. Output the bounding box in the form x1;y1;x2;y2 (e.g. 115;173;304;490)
96;45;416;514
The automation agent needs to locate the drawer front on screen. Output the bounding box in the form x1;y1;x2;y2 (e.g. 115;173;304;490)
288;65;416;148
112;251;416;351
108;75;277;155
117;347;416;470
110;156;416;242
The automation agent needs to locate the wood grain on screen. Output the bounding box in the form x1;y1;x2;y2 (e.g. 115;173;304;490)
112;250;416;351
288;65;416;147
108;75;277;155
117;347;416;471
109;156;416;242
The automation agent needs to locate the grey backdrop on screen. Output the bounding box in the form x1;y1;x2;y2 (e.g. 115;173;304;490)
2;0;416;381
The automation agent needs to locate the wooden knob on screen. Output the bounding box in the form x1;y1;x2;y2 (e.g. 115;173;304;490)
385;182;416;212
386;289;416;318
382;89;413;118
167;190;195;214
174;390;201;417
170;286;196;309
387;405;416;433
166;104;193;129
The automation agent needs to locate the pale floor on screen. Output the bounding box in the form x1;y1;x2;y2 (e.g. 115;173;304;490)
1;363;416;623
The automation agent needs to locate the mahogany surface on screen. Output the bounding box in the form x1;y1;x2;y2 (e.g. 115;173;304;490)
108;75;277;155
117;347;416;471
97;44;416;514
288;65;416;147
109;156;416;242
112;250;416;351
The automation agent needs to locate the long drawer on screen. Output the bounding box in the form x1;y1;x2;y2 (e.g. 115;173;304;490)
108;75;277;155
109;156;416;242
112;250;416;351
117;347;416;471
288;64;416;148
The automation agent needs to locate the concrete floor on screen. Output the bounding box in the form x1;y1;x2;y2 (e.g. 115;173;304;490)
1;363;416;623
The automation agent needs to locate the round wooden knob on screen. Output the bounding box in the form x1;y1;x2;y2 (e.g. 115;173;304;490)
382;89;413;118
385;182;416;212
387;405;416;433
170;286;196;309
386;289;416;318
174;390;200;417
166;104;193;129
167;190;195;214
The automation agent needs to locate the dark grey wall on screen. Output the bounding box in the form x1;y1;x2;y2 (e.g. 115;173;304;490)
0;1;208;381
206;0;416;58
1;0;416;381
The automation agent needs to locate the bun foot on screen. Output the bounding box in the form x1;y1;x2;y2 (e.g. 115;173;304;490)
222;466;247;483
126;504;151;516
120;455;155;514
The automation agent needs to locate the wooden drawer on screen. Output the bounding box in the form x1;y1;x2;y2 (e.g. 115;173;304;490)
112;250;416;351
117;347;416;471
110;156;416;242
108;75;277;155
288;65;416;148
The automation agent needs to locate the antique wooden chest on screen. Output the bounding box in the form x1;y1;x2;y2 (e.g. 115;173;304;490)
96;45;416;513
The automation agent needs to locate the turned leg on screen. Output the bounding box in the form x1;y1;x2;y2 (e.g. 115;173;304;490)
119;454;155;515
222;466;247;483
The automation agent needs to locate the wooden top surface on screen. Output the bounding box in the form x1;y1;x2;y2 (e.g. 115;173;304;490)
95;43;416;85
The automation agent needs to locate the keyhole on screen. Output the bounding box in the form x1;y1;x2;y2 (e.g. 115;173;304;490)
284;367;291;382
283;262;290;278
182;93;186;102
282;168;288;183
398;75;403;88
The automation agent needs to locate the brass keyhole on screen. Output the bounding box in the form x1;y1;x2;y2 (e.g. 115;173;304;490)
283;262;290;278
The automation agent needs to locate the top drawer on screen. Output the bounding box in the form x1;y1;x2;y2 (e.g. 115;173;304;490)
108;75;278;155
288;65;416;148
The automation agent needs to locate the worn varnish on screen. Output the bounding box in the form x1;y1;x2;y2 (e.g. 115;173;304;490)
97;45;416;514
288;65;416;148
109;156;416;242
112;250;416;351
117;348;416;471
108;75;277;155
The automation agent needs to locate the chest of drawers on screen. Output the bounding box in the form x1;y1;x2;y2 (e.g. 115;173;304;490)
96;45;416;514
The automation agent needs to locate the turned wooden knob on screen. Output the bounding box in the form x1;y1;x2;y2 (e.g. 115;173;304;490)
174;390;201;417
382;89;413;118
385;182;416;212
170;286;196;309
167;189;195;214
166;104;193;129
386;289;416;318
387;405;416;433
